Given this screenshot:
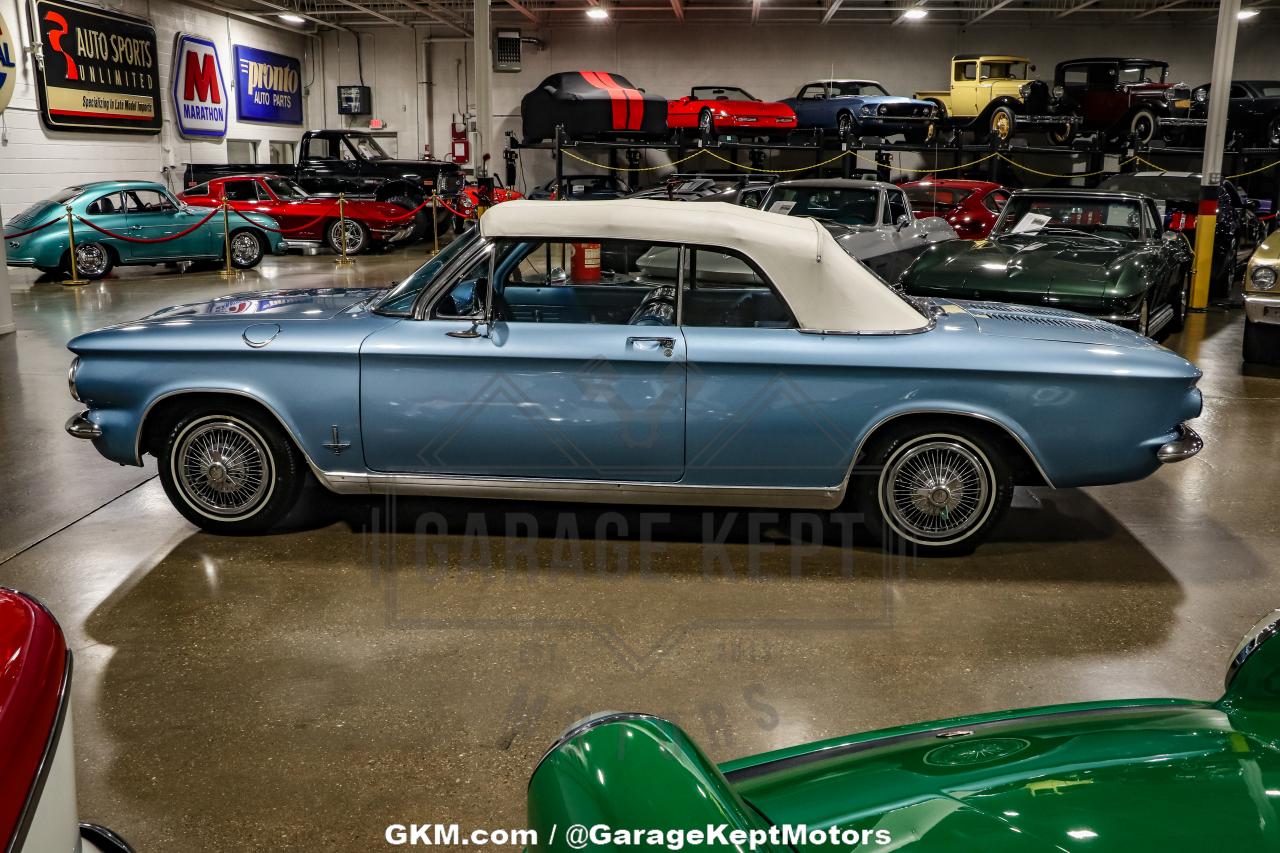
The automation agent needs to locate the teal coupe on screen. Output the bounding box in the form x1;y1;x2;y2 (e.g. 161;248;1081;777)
5;180;286;280
529;609;1280;851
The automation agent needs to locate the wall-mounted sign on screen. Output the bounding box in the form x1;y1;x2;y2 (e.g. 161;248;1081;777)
233;45;301;125
0;10;17;114
171;33;227;138
32;0;161;133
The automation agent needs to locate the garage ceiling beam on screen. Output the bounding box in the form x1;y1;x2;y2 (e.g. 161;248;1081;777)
503;0;541;23
967;0;1017;23
670;0;685;21
187;0;336;32
821;0;845;23
1056;0;1098;15
387;0;474;33
234;0;349;29
1132;0;1188;17
328;0;413;27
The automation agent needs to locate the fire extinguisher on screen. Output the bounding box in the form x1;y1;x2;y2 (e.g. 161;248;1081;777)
570;243;601;282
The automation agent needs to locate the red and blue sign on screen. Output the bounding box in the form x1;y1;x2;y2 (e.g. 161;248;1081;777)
171;33;227;138
234;45;302;125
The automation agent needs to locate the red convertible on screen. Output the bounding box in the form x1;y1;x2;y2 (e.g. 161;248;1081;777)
1;589;133;852
667;86;797;139
899;179;1010;240
179;175;415;255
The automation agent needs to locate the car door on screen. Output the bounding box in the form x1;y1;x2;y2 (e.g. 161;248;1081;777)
78;191;129;260
791;83;829;127
121;189;189;261
359;236;687;481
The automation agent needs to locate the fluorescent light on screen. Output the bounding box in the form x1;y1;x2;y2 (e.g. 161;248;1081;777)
1239;8;1260;18
903;7;928;18
277;12;306;23
585;6;609;18
1067;829;1099;840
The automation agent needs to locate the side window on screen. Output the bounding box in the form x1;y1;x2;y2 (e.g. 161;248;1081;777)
123;190;176;215
681;247;796;329
887;191;909;225
223;180;261;202
1230;84;1249;99
984;190;1009;214
1143;201;1161;237
800;84;827;100
1062;68;1088;90
956;62;976;81
739;188;765;209
85;192;121;215
301;136;332;161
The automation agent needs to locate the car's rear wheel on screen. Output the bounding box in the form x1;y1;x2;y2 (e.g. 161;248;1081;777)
857;421;1014;556
1128;108;1158;144
326;217;370;255
1244;319;1280;364
157;402;305;534
229;229;265;269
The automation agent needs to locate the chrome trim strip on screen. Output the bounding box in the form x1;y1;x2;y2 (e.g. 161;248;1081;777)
798;317;935;336
65;411;102;439
312;468;845;509
1245;293;1280;326
1226;610;1280;691
1156;423;1203;463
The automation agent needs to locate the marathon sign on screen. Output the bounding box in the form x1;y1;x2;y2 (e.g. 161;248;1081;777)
171;34;227;138
0;9;16;114
33;0;161;133
233;44;302;125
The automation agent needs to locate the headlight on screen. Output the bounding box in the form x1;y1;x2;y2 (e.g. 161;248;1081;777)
68;357;82;402
1051;85;1064;100
860;105;872;116
1019;82;1032;98
1194;88;1208;103
877;104;887;116
1251;265;1277;291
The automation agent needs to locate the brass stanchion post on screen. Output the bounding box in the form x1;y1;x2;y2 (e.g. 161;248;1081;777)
219;199;239;280
62;205;87;286
430;192;440;256
334;193;354;267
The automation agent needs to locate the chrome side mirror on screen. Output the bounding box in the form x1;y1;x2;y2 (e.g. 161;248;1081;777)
547;267;568;284
897;214;914;230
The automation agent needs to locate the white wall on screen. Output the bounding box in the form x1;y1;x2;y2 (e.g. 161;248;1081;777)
0;0;313;215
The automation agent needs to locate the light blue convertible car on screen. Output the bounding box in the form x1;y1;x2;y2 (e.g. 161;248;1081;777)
64;199;1203;552
5;180;285;279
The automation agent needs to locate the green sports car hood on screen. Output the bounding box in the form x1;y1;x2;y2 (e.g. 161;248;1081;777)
727;701;1280;852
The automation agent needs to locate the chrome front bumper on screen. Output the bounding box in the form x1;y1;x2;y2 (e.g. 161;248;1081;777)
1245;293;1280;326
65;411;101;439
1157;424;1202;464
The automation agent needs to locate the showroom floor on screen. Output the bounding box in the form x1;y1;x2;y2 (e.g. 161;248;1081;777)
2;250;1278;850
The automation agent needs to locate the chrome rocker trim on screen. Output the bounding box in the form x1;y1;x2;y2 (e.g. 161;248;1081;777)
64;411;102;440
1225;609;1280;690
1156;423;1202;464
1245;293;1280;326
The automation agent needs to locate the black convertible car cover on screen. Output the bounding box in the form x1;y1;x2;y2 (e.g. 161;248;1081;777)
521;71;668;143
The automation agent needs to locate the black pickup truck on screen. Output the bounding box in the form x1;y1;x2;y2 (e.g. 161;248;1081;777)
184;130;465;239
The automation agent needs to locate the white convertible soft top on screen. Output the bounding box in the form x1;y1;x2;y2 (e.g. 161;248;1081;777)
479;199;928;333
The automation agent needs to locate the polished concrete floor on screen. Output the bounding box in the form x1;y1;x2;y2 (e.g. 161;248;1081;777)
2;249;1279;851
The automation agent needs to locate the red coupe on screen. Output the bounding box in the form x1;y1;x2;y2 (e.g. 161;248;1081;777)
899;179;1011;240
179;175;416;255
667;86;797;139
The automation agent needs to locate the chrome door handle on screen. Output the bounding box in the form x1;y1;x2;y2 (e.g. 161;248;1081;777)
627;336;675;356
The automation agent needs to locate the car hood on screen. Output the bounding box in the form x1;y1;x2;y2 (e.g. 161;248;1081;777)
853;94;932;106
705;99;793;116
912;237;1136;296
137;287;388;321
729;702;1276;852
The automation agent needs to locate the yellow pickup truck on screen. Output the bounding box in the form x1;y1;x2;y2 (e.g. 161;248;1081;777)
914;54;1069;142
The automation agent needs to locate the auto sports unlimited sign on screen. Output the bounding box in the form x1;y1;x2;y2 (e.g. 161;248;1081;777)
172;33;227;138
233;45;301;125
0;10;16;114
32;0;161;133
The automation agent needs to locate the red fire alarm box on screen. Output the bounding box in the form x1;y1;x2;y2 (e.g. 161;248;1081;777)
450;121;469;164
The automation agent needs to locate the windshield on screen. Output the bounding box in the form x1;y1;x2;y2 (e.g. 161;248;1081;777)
764;185;880;226
1096;174;1197;204
829;81;888;97
993;195;1145;240
347;136;390;161
904;185;973;212
1118;64;1168;84
375;229;481;316
691;86;756;101
1257;82;1280;97
265;178;310;200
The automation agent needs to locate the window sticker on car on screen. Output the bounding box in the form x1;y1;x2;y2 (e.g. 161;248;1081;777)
1011;212;1052;234
769;201;796;215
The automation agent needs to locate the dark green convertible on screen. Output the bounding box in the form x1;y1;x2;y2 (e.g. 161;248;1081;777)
901;188;1193;338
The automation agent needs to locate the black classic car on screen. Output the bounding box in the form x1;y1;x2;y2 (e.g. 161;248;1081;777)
520;71;668;143
1191;80;1280;148
525;174;633;200
1096;170;1263;296
184;130;464;240
630;173;778;205
1047;57;1201;145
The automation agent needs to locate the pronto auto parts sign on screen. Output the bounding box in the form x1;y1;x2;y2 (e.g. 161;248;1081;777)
233;44;301;125
0;10;16;114
32;0;161;133
172;33;226;138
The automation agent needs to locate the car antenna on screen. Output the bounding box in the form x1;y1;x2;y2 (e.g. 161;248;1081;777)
813;220;823;263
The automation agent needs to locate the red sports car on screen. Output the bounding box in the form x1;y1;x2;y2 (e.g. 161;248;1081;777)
667;86;797;139
1;589;133;853
179;175;416;255
899;179;1011;240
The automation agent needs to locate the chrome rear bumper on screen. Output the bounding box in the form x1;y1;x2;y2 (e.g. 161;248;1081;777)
65;411;101;439
1157;423;1202;463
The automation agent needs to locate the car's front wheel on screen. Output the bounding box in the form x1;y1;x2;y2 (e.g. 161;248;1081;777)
157;403;305;534
326;217;370;255
856;421;1014;556
698;109;717;140
986;106;1016;142
229;229;265;269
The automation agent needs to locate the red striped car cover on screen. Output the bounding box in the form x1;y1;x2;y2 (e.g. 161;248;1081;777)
580;71;645;131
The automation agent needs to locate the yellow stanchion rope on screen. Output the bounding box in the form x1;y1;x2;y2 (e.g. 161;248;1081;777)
994;152;1139;179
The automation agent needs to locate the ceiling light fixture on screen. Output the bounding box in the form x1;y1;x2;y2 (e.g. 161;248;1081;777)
903;7;928;19
1239;8;1260;18
586;6;609;19
278;12;307;23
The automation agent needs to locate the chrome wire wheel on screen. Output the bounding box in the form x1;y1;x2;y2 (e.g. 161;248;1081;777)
173;417;274;520
329;219;364;253
879;436;994;546
230;232;261;266
75;243;108;277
